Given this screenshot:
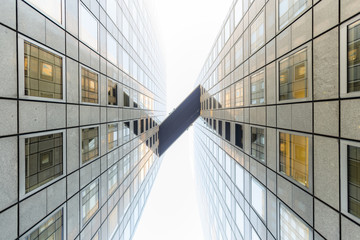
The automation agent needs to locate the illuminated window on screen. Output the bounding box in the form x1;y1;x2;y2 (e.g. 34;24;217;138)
235;38;243;67
81;179;99;225
108;164;118;195
26;0;63;24
348;20;360;93
108;80;118;105
24;41;63;100
250;71;265;105
280;203;311;240
81;67;98;104
250;11;265;54
251;178;266;220
24;132;63;193
279;132;309;187
107;123;118;151
279;48;307;101
279;0;308;29
251;127;265;162
80;3;98;51
235;80;244;107
348;145;360;218
25;207;64;239
81;127;99;164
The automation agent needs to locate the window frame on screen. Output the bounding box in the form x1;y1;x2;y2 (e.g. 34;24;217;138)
18;35;66;102
340;15;360;98
277;44;312;103
24;0;65;27
79;64;100;105
277;129;313;192
19;129;66;200
20;205;66;240
341;140;360;224
80;125;100;167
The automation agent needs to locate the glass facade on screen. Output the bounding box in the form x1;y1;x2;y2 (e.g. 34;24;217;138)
251;127;265;162
24;41;63;100
81;127;99;164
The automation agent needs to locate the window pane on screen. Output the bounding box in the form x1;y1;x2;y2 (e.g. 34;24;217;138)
251;127;265;162
250;71;265;104
225;87;231;108
235;124;243;148
108;80;118;105
123;122;130;142
108;205;118;237
348;20;360;93
235;164;244;193
24;41;63;99
107;0;117;23
279;132;309;187
279;48;307;100
81;180;99;225
108;164;118;194
26;0;62;24
235;80;244;106
25;133;63;193
279;0;308;29
107;33;117;65
235;0;243;27
82;127;99;164
251;178;266;220
225;122;231;141
235;38;243;67
80;4;98;51
107;123;118;151
124;87;130;107
27;208;63;240
280;203;311;240
81;67;98;103
236;203;244;237
348;145;360;218
250;11;265;54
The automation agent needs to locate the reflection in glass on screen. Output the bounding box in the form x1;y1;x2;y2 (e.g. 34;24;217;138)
280;203;311;240
26;0;62;24
108;123;118;151
26;208;63;240
348;145;360;218
250;71;265;104
279;0;308;29
107;33;118;65
82;127;99;164
348;20;360;93
81;180;99;225
81;67;98;103
80;4;98;51
250;11;265;54
279;48;307;100
108;80;118;105
279;132;309;187
251;178;266;220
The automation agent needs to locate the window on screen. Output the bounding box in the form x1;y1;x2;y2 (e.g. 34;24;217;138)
235;80;244;107
81;66;98;104
23;41;63;100
123;155;130;177
133;91;138;108
81;179;99;225
107;0;117;23
140;119;144;133
250;71;265;105
225;88;231;108
225;52;231;76
279;0;308;30
234;0;243;27
235;124;243;149
80;3;98;51
26;0;63;24
279;48;307;100
279;132;309;187
348;145;360;219
24;207;64;239
24;132;64;194
107;123;118;151
347;20;360;93
133;120;138;135
123;87;130;107
236;203;245;237
252;228;261;240
123;122;130;142
108;164;118;195
107;33;117;65
225;122;231;141
250;11;265;54
108;80;118;105
108;205;118;238
251;178;266;220
81;127;99;164
235;164;244;193
251;127;265;162
235;38;243;67
218;120;223;136
280;203;311;240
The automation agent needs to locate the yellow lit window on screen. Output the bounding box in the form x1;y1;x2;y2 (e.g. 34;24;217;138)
279;132;309;187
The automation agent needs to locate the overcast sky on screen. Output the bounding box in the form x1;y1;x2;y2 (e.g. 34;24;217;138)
133;1;233;239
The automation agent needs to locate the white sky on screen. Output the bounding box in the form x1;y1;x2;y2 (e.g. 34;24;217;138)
133;1;233;239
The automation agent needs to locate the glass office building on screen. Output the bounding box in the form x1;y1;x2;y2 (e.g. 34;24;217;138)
0;0;166;239
195;0;360;239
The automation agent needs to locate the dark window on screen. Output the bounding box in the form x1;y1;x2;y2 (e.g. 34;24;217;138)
123;87;130;107
218;121;223;136
251;127;265;162
140;119;144;133
213;120;217;131
133;120;138;135
235;124;243;148
108;80;117;105
146;118;149;131
225;122;231;141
